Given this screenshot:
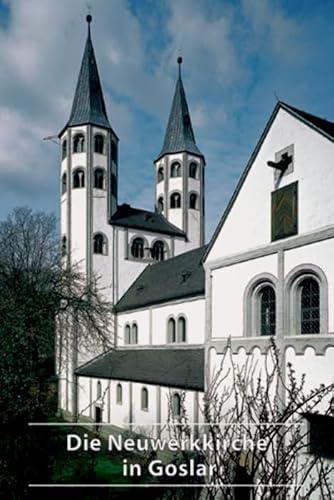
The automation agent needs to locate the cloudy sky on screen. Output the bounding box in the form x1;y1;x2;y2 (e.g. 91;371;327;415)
1;0;334;240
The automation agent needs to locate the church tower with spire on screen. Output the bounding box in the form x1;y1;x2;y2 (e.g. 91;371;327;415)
59;15;118;293
155;57;205;249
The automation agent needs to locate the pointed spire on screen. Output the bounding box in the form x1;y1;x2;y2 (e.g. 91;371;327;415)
65;15;111;130
156;57;203;162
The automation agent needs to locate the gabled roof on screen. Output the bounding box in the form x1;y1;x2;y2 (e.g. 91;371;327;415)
203;101;334;263
76;347;204;391
110;204;186;237
115;245;207;312
156;61;204;162
60;17;113;136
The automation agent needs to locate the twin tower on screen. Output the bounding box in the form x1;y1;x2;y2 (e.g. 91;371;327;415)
59;16;205;299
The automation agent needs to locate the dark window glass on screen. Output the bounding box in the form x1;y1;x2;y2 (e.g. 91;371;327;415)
141;388;148;410
62;172;67;195
111;173;117;197
170;192;181;208
62;140;67;160
157;197;164;213
168;318;176;343
189;193;198;209
94;134;104;154
300;278;320;334
111;141;118;164
94;168;105;189
124;325;131;344
152;240;164;261
73;133;85;153
131;238;144;259
116;384;122;404
189;162;198;179
73;169;85;188
61;235;67;257
260;286;276;336
97;381;102;399
132;323;138;344
93;234;105;255
157;167;164;183
172;393;181;417
177;317;186;342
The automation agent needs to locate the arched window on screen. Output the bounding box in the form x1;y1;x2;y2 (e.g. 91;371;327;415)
97;381;102;399
157;197;164;213
94;168;105;189
116;384;122;404
172;393;181;417
61;235;67;257
177;316;186;342
132;323;138;344
73;168;85;188
62;139;67;160
111;141;118;163
170;192;181;208
111;173;117;197
141;388;149;411
189;162;198;179
157;167;164;183
62;172;67;195
124;325;131;344
73;133;85;153
170;162;182;177
259;286;276;336
94;134;104;154
131;237;144;259
167;318;176;343
299;278;320;334
189;193;199;210
93;233;107;255
152;240;164;261
244;275;277;337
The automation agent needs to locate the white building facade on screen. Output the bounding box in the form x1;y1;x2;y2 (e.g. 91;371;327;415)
58;16;334;495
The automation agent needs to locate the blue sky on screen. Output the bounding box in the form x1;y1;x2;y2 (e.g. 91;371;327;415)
1;0;334;240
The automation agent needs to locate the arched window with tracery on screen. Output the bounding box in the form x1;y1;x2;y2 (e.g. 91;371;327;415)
170;162;182;177
299;277;320;334
131;237;144;259
62;172;67;195
93;233;107;255
94;168;105;189
73;168;85;188
259;285;276;336
73;133;85;153
170;192;181;208
94;134;104;154
152;240;164;261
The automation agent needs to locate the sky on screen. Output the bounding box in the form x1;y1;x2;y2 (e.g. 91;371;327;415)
1;0;334;240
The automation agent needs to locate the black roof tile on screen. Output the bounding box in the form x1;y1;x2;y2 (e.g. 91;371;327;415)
110;204;186;237
116;245;206;312
76;347;204;391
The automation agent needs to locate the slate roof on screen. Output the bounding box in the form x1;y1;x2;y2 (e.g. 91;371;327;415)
60;21;113;135
110;204;186;237
76;347;204;391
280;102;334;139
156;69;204;162
116;245;207;312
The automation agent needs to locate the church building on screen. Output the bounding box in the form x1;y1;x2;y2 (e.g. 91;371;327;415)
58;15;334;467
